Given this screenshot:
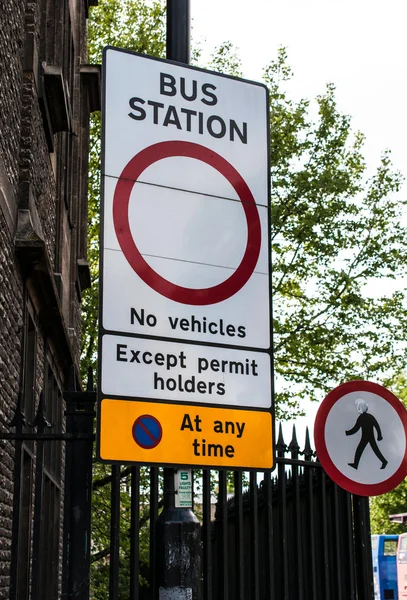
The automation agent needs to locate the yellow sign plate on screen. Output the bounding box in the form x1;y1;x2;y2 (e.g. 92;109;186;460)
99;399;273;469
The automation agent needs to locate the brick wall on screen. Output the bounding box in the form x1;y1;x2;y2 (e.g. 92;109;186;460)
0;3;25;589
0;0;98;595
0;1;25;197
0;209;23;598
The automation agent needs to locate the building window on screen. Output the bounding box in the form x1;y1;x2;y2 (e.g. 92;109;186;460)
13;303;64;600
37;357;63;600
15;300;37;600
15;451;33;600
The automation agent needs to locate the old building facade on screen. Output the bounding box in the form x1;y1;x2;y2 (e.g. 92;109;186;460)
0;0;99;597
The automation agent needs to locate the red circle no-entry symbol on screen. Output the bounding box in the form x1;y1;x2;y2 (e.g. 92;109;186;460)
113;140;262;306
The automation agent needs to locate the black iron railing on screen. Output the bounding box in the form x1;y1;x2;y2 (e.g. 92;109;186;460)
2;384;374;600
90;425;373;600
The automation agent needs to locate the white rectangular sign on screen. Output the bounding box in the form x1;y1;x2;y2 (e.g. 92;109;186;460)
101;47;270;350
174;469;193;508
101;334;272;409
98;48;273;468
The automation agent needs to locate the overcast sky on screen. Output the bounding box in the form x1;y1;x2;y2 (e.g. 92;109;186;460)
191;0;407;183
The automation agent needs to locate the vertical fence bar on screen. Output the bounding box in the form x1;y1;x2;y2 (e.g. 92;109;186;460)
202;469;212;600
234;471;245;600
303;429;317;599
289;426;304;600
262;470;274;599
218;470;229;600
346;492;357;599
249;471;260;600
353;495;374;600
130;466;140;600
150;467;159;600
277;425;289;600
319;469;331;599
333;486;343;600
109;465;121;600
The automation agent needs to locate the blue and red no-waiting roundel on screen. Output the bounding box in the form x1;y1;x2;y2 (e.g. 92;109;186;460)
113;140;262;306
132;414;163;450
314;380;407;496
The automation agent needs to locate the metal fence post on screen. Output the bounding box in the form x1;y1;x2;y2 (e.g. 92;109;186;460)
62;369;96;600
353;495;374;600
156;469;202;599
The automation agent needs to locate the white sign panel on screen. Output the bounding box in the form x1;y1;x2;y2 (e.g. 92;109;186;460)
314;381;407;496
101;47;270;350
98;48;273;469
101;335;271;408
174;469;193;508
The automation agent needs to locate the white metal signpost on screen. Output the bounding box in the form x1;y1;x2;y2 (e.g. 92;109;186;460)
314;380;407;496
97;47;273;470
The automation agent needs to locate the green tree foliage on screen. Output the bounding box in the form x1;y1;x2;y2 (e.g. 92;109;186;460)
267;48;407;417
370;376;407;534
84;0;407;593
369;478;407;535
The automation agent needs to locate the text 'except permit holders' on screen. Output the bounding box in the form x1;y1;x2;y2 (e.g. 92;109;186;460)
101;334;272;409
99;400;273;469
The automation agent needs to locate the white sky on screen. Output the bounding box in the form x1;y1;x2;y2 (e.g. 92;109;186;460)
191;0;407;434
192;0;407;181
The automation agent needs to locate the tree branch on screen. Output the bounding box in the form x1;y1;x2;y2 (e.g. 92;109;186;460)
93;466;132;490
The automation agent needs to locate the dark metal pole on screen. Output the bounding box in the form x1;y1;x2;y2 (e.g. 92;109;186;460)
353;495;374;600
156;4;202;599
166;0;190;64
62;370;96;600
156;470;202;599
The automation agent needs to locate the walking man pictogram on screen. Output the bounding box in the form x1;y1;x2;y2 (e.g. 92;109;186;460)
346;398;387;470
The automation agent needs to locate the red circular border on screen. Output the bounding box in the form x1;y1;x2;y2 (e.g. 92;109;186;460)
314;380;407;496
113;141;262;305
132;414;163;450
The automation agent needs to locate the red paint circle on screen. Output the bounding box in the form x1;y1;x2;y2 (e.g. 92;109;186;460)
113;141;262;305
314;380;407;496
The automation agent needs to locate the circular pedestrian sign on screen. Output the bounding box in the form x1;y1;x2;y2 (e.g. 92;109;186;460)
314;381;407;496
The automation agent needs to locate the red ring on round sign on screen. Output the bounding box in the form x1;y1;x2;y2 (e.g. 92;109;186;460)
314;380;407;496
113;141;262;305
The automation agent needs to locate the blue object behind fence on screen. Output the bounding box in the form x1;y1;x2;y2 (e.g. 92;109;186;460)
372;534;398;600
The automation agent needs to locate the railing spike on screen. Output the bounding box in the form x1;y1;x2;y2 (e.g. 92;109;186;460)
304;427;313;460
32;390;54;430
276;423;287;454
288;424;300;454
9;385;28;430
